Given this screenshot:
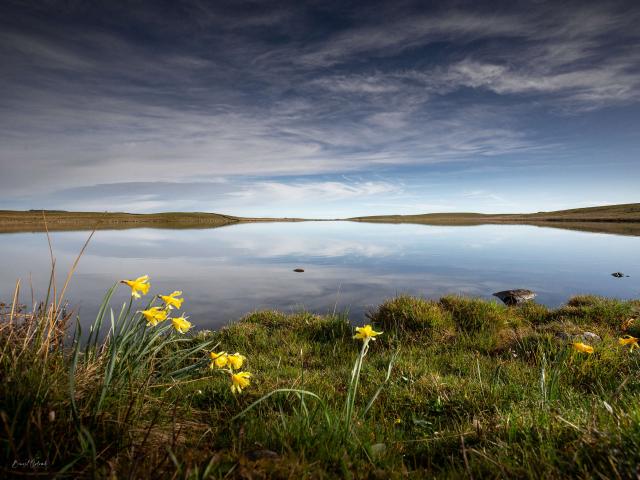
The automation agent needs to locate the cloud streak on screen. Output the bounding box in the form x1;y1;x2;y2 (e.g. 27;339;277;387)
0;0;639;213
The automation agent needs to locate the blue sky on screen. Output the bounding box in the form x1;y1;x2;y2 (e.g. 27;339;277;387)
0;0;639;217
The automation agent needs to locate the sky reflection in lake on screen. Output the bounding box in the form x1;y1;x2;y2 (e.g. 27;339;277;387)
1;222;639;330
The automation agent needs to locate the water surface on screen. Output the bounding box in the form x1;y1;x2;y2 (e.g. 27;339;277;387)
1;221;638;329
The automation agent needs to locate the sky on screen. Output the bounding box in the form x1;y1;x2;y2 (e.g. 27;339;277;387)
0;0;639;218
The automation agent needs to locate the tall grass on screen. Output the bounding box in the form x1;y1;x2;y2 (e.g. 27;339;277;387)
0;220;217;476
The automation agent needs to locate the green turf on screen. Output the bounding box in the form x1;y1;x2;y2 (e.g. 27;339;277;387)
3;288;640;478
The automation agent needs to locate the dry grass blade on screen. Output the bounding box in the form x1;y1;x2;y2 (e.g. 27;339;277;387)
57;212;106;309
9;279;20;327
42;210;57;312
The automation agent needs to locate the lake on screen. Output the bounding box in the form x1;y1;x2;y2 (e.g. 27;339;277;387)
1;221;638;330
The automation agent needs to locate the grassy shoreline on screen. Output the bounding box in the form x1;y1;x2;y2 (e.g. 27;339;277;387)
3;285;640;478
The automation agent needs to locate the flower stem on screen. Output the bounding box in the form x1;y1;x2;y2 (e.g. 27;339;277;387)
344;337;369;437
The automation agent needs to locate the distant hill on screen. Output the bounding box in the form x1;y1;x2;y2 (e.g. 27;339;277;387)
348;203;640;224
347;203;640;236
0;210;304;233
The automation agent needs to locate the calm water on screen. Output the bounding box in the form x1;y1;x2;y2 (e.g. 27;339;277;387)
1;221;639;330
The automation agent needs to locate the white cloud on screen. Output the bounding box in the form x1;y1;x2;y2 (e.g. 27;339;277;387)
294;12;530;67
438;58;640;107
1;1;639;213
227;180;401;203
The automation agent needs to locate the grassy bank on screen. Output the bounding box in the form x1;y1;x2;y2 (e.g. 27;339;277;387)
0;210;305;233
2;276;640;478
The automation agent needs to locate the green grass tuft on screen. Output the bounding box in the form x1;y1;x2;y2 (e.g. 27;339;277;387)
440;295;513;332
366;295;452;335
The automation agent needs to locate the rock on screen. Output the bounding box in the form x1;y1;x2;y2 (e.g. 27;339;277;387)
492;289;537;306
555;331;602;343
579;331;602;343
611;272;625;278
293;268;305;273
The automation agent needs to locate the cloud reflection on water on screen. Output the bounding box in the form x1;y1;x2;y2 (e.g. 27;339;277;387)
1;222;638;329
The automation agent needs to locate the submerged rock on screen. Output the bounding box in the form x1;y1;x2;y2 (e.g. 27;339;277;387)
492;289;537;306
293;268;305;273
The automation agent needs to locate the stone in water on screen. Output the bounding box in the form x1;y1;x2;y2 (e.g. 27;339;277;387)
493;289;536;306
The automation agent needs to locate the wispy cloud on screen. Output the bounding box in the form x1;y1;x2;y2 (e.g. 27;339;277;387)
0;0;638;213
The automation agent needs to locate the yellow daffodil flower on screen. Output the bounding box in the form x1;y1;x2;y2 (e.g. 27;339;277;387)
120;275;150;298
140;306;168;326
230;372;251;394
572;342;594;354
159;290;184;310
172;316;192;334
227;353;246;370
210;351;228;369
619;335;639;351
353;324;383;341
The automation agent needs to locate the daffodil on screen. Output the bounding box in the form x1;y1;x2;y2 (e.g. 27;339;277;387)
140;306;168;326
572;342;594;354
159;291;184;310
353;324;383;341
619;335;639;351
227;353;246;370
172;315;192;334
210;351;228;369
120;275;150;298
230;372;251;394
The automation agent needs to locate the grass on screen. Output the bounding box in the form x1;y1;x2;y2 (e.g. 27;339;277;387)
3;272;640;478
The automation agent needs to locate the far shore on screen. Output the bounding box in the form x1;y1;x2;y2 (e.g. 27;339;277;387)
0;210;309;233
1;202;639;235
